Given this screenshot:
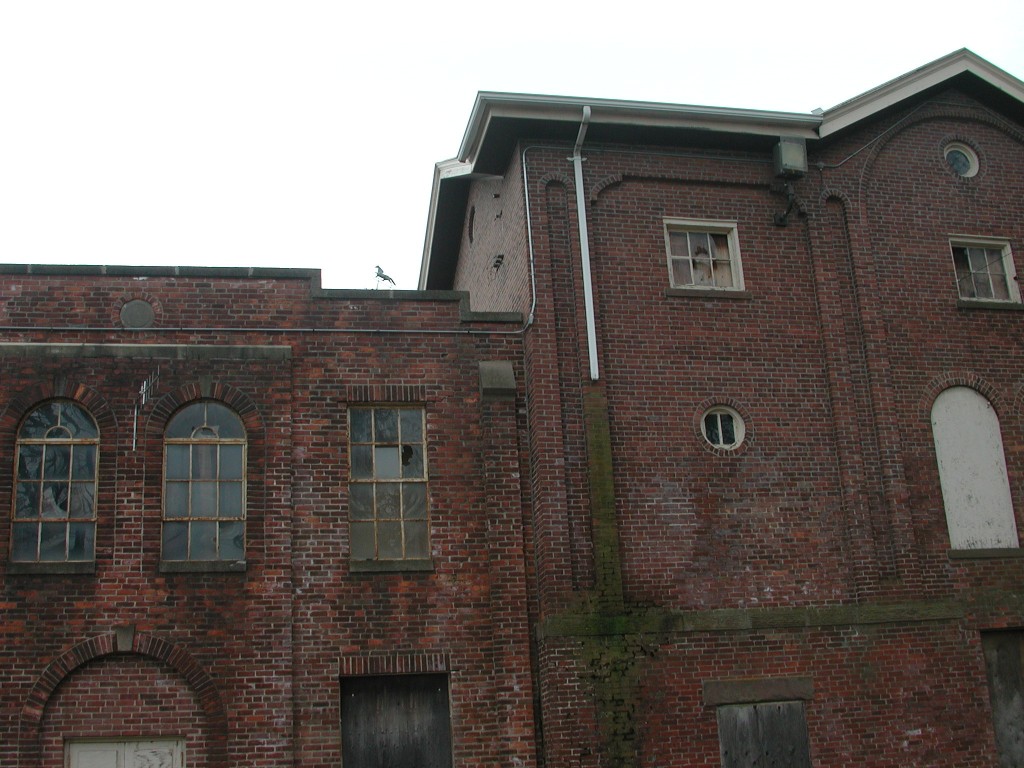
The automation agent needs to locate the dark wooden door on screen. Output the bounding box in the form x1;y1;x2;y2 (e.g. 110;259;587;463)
717;701;812;768
983;631;1024;767
341;674;452;768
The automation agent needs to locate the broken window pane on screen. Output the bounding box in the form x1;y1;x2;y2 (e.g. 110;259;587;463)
952;242;1018;302
666;224;741;290
349;406;429;563
693;258;714;286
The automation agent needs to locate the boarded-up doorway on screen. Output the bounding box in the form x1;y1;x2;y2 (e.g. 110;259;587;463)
983;631;1024;767
341;674;452;768
66;739;184;768
717;701;812;768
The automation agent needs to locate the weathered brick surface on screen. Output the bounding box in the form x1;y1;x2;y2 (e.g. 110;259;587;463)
3;74;1024;768
0;273;536;767
449;85;1024;767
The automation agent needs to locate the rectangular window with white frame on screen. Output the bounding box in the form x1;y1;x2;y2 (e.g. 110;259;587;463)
664;219;744;291
950;237;1021;302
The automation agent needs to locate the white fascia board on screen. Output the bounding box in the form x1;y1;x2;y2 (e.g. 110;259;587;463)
419;159;472;290
820;49;1024;138
458;92;821;163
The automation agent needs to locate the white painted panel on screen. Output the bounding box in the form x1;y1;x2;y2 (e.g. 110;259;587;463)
69;744;121;768
68;740;183;768
932;387;1019;549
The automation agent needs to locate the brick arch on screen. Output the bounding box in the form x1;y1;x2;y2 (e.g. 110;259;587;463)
858;102;1024;186
920;371;1007;420
692;395;755;458
537;171;572;190
145;381;263;439
18;630;228;768
589;173;623;202
111;290;166;328
0;380;117;443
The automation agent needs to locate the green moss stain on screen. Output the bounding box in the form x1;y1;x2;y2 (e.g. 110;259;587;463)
584;387;624;610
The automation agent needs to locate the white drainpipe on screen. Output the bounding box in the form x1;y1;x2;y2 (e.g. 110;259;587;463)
571;106;600;381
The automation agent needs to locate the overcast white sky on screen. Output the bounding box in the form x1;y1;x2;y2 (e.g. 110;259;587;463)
1;2;1022;290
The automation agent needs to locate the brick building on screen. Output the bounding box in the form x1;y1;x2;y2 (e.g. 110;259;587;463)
2;49;1024;767
420;49;1024;767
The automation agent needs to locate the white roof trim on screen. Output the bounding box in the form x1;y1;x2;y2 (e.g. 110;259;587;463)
820;49;1024;138
458;92;821;164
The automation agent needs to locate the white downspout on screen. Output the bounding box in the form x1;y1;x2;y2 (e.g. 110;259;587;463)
571;106;600;380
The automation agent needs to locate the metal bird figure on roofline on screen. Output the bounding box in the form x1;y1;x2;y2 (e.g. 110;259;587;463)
375;265;396;287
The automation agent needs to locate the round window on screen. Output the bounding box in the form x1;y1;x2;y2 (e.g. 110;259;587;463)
943;142;979;178
701;406;745;450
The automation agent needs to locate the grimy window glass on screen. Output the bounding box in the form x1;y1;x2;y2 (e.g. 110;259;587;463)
163;401;246;561
349;406;428;561
12;400;99;562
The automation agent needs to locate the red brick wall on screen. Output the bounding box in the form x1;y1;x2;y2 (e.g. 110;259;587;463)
0;272;535;768
450;87;1024;767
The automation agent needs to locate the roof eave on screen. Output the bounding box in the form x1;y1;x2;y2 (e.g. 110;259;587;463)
458;92;821;164
819;49;1024;138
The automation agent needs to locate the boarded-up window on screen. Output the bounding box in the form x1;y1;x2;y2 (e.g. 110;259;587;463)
983;631;1024;767
931;387;1018;549
67;739;184;768
717;701;812;768
341;674;452;768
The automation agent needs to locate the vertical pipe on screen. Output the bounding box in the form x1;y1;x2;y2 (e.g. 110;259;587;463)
571;106;600;380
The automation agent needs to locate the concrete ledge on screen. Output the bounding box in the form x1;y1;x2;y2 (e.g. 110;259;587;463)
949;547;1024;559
480;361;516;400
159;559;247;573
349;558;434;574
665;288;752;300
539;600;965;638
957;299;1024;311
703;676;814;705
0;343;292;360
5;560;96;576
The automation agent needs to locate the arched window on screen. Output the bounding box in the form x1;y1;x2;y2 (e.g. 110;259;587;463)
931;387;1018;549
12;400;99;562
163;401;246;563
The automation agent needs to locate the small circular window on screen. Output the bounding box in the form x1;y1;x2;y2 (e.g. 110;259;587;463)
701;406;745;450
943;142;979;178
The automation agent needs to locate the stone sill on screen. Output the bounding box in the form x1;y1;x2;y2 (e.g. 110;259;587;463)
6;561;95;575
956;299;1024;311
665;288;752;300
159;560;247;573
948;548;1024;560
349;559;434;574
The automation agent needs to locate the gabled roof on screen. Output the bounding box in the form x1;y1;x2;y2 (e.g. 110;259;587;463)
421;50;1024;290
819;49;1024;138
